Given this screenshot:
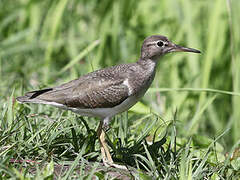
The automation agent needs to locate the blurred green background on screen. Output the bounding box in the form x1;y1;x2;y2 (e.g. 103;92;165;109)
0;0;240;175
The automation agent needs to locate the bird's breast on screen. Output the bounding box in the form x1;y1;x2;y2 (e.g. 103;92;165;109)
128;61;157;98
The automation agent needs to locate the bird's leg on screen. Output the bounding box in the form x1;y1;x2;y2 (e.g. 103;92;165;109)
102;117;113;163
97;121;107;164
97;118;127;170
97;118;113;166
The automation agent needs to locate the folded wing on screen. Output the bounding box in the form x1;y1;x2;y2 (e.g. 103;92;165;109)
17;75;130;109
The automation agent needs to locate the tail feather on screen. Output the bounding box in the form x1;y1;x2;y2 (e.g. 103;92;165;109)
16;88;53;103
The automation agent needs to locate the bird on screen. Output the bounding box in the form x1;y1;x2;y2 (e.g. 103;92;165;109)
16;35;200;168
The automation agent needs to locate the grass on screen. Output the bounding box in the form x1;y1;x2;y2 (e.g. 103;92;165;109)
0;0;240;179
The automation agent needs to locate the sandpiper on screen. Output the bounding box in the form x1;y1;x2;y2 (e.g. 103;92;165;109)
17;35;200;168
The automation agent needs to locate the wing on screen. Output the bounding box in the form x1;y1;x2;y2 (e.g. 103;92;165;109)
17;69;130;109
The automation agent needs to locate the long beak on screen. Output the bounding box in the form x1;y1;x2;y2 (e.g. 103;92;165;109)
169;43;201;53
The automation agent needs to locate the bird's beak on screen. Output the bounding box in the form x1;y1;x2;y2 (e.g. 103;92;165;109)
168;42;201;53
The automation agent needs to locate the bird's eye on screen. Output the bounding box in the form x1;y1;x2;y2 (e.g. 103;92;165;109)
157;41;164;47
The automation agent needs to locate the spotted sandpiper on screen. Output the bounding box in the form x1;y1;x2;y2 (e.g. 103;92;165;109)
17;35;200;168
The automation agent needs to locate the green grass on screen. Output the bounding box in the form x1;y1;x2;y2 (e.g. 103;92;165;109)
1;0;240;179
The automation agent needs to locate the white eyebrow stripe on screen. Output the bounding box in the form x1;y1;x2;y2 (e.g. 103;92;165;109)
146;40;168;47
146;42;156;46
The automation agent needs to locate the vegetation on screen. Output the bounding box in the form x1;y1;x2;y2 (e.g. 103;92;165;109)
0;0;240;179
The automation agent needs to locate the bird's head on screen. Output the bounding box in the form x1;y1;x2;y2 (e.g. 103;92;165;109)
140;35;201;61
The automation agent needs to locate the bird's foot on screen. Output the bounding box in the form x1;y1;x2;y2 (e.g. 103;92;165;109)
103;160;127;170
110;163;128;170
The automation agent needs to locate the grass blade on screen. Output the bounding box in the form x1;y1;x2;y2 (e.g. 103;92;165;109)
60;40;100;73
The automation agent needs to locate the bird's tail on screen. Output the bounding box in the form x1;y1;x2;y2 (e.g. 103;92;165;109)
16;88;53;104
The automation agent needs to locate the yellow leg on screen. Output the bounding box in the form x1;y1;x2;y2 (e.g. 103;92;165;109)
97;121;113;165
97;120;127;169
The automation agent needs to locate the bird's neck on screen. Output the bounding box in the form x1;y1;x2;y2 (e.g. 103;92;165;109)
136;58;158;81
137;58;158;71
128;58;157;96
